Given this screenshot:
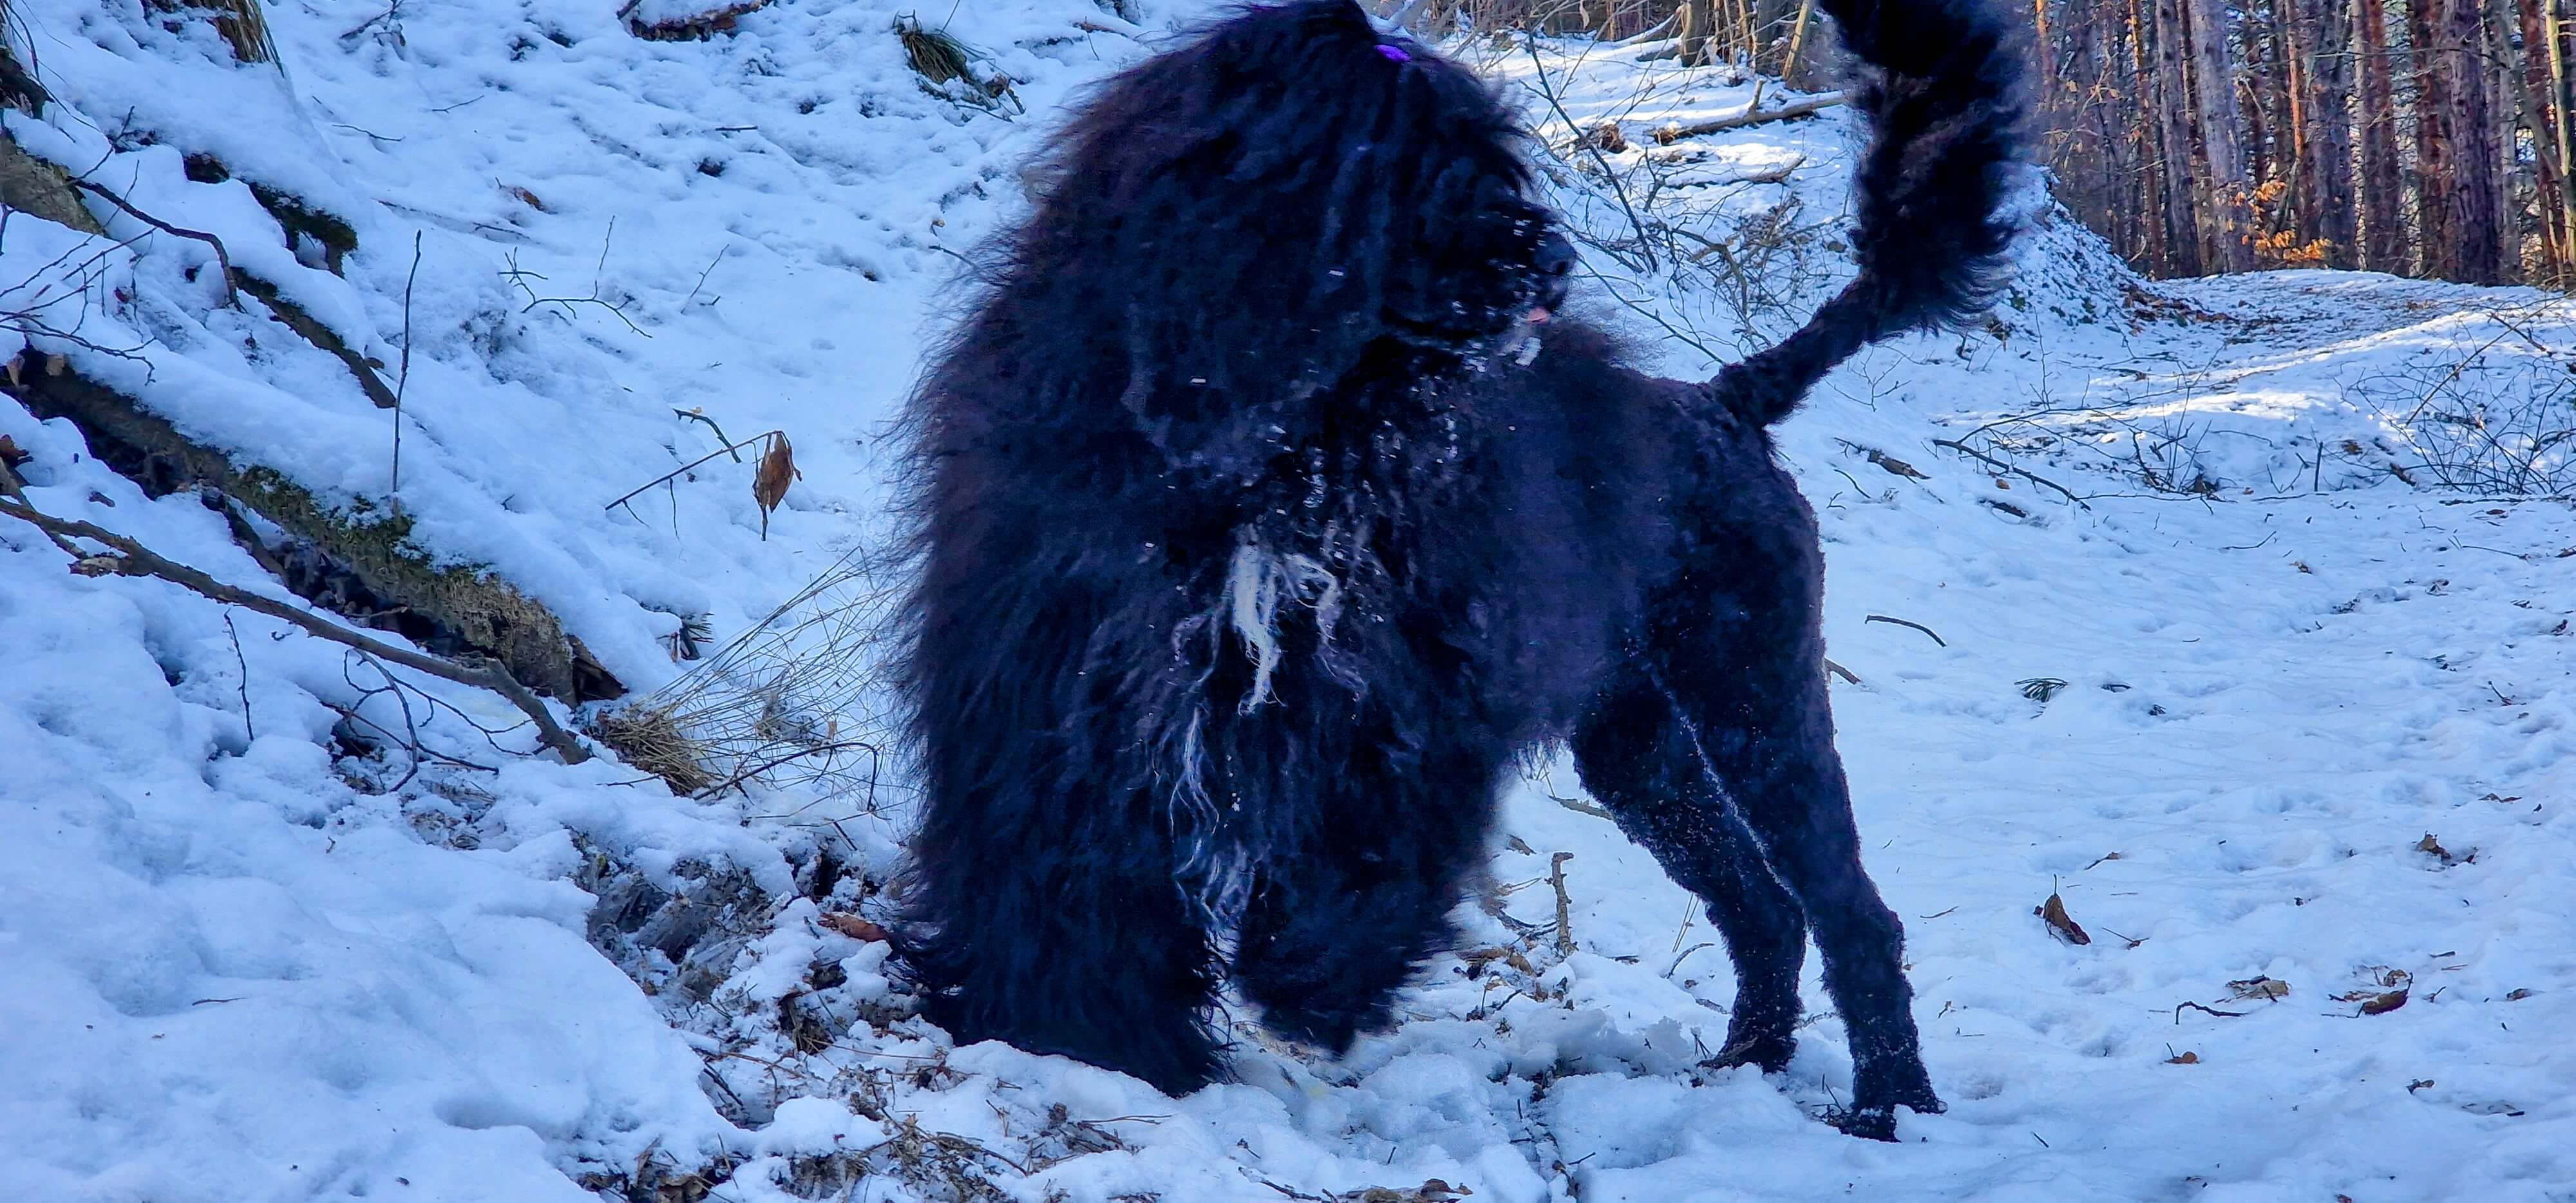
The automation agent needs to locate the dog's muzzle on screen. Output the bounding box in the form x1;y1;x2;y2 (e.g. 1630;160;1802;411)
1528;231;1575;323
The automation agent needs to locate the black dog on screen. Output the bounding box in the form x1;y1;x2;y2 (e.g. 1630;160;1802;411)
894;0;2020;1139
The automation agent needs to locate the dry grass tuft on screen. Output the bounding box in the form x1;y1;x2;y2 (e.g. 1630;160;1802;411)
897;15;1021;114
596;543;908;806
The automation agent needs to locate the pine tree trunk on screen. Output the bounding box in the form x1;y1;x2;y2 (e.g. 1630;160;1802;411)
2187;0;2259;269
2297;0;2360;267
2355;0;2409;271
2151;0;2208;273
2531;0;2576;278
2410;0;2461;276
2444;0;2506;281
2132;0;2175;269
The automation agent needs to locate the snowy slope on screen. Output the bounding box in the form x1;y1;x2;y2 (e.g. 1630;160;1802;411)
4;1;2573;1200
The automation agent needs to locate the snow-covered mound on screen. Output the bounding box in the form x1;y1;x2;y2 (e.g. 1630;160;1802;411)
4;3;2571;1200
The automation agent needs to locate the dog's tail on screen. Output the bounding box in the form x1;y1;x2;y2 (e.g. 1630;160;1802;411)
1705;0;2025;427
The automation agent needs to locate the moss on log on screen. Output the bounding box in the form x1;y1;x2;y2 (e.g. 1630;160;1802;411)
4;350;621;701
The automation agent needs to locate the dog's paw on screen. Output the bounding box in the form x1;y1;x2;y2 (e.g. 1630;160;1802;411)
1824;1103;1903;1142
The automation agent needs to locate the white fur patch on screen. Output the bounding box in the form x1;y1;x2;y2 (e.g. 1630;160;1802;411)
1224;529;1346;712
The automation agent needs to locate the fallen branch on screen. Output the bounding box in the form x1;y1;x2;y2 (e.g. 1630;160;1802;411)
1652;91;1847;145
0;493;591;763
1931;438;2092;509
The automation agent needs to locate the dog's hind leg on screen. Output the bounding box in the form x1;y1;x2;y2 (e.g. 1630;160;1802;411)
1231;737;1502;1056
1572;682;1808;1075
1587;480;1940;1139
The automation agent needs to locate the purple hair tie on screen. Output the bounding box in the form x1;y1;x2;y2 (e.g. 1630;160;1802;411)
1376;43;1412;62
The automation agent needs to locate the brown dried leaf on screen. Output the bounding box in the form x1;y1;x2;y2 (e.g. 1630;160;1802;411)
752;432;799;540
2358;989;2409;1016
2505;988;2534;1001
2036;892;2090;945
70;554;122;577
2227;976;2291;1002
506;184;550;212
1461;946;1535;974
2166;1050;2199;1064
817;911;890;942
2416;833;2459;866
0;433;28;471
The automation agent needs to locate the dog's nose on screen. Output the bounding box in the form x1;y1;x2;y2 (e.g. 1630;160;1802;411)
1534;232;1577;278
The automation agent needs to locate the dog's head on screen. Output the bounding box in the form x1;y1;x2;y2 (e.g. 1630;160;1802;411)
1019;0;1573;391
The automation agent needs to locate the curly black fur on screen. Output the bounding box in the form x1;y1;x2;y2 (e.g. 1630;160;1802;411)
893;0;2023;1139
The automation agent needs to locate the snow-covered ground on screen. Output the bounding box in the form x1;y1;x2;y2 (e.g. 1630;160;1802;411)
3;1;2570;1200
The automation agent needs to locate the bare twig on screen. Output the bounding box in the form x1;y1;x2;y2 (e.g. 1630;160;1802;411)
1931;437;2092;509
68;179;238;305
224;608;252;743
602;428;783;513
674;408;744;462
1864;614;1948;647
1549;851;1575;956
393;231;420;515
0;495;592;763
1524;38;1655;273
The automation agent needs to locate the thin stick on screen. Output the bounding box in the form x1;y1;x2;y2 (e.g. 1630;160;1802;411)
1549;851;1576;956
1864;613;1948;646
70;180;238;305
1524;38;1658;272
393;231;420;516
674;408;744;462
0;495;591;763
601;429;782;513
224;609;252;743
1931;437;2092;509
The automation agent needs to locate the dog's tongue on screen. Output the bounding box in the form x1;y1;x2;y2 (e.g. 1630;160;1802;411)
1525;307;1552;325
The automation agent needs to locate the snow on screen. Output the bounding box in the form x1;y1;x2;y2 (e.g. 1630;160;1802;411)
4;1;2572;1200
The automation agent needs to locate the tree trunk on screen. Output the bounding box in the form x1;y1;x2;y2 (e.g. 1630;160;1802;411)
2297;0;2360;267
2150;0;2207;273
2186;0;2259;269
2131;0;2175;269
2355;0;2409;271
2410;0;2461;276
2534;0;2576;278
1678;0;1711;65
2443;0;2507;281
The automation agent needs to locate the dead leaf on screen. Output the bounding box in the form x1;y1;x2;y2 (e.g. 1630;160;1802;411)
2036;892;2090;945
2358;989;2409;1015
2416;833;2461;866
817;912;890;942
2166;1050;2199;1064
70;554;122;577
2227;976;2291;1002
0;433;28;471
1461;946;1535;974
752;432;799;540
2505;988;2534;1001
2;355;18;387
506;184;550;212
